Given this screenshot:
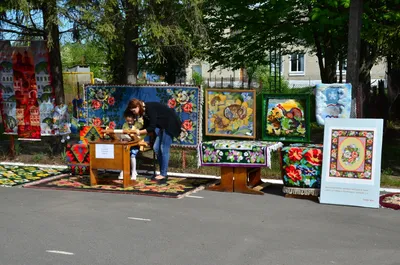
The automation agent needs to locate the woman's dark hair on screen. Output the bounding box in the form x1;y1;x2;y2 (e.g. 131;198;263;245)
126;98;145;116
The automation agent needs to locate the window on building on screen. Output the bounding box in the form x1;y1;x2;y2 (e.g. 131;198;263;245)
289;54;305;75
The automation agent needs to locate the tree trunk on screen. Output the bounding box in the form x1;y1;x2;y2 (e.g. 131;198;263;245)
42;0;65;105
323;37;338;83
123;1;139;84
313;34;337;83
346;0;364;117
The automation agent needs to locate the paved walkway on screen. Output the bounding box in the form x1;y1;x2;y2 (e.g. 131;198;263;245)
0;184;399;265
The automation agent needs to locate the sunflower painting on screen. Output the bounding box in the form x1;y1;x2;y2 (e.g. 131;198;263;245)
205;89;256;139
262;94;310;142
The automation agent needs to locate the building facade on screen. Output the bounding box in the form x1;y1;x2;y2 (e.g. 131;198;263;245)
186;52;387;88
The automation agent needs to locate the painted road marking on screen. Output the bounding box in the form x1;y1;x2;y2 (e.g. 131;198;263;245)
46;250;74;255
128;217;151;222
186;195;204;199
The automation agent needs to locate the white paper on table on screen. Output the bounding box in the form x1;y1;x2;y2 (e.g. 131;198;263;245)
95;144;114;159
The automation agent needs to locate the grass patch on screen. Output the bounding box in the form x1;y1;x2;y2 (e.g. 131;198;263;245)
381;174;400;188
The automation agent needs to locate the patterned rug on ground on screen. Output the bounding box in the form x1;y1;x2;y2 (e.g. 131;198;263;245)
380;193;400;210
0;165;68;187
23;172;216;198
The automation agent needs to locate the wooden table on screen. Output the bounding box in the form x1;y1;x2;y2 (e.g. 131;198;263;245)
199;140;283;195
89;139;142;188
207;166;265;195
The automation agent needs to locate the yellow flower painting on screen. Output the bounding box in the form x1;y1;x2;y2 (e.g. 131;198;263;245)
205;89;256;138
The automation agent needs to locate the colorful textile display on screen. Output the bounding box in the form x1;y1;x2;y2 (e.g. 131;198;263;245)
0;164;67;187
0;41;17;134
12;47;41;140
320;119;383;208
0;40;58;138
262;94;311;143
79;125;102;144
280;144;323;196
52;104;71;135
24;174;216;198
205;89;256;139
85;85;202;148
315;83;352;126
72;97;87;123
65;142;90;175
31;41;55;135
198;140;283;168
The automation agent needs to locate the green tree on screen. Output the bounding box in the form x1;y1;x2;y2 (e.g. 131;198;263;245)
66;0;206;84
61;42;108;79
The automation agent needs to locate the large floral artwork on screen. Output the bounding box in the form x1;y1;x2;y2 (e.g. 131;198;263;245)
205;89;256;139
280;144;323;196
315;83;352;126
320;118;383;208
329;130;374;179
85;85;201;148
262;94;310;142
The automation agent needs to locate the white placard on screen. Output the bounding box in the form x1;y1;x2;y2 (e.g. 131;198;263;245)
95;144;114;159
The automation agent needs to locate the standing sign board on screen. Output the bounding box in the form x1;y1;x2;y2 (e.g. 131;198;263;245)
320;119;383;208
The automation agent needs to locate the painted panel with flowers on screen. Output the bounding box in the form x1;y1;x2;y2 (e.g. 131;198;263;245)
205;89;256;139
329;130;374;179
281;144;323;190
85;85;201;148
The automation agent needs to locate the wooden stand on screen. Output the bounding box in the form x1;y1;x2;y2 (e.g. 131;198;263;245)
207;167;265;195
89;139;142;188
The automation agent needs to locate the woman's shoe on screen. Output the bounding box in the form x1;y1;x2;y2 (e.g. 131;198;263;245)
156;178;168;185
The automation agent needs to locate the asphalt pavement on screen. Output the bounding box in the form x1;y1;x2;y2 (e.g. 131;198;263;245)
0;184;399;265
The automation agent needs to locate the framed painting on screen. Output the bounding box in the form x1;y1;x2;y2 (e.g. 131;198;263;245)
320;118;384;208
261;94;310;142
205;89;256;139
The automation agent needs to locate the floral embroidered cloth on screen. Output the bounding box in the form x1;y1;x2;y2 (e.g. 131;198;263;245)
280;144;323;196
85;85;202;148
199;140;283;168
329;129;374;179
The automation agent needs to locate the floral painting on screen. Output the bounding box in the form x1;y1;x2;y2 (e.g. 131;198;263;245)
205;89;256;139
262;94;310;142
280;144;323;195
329;130;374;179
85;85;201;148
320;119;383;208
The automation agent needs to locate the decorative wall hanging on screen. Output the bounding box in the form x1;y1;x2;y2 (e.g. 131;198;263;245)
315;83;352;126
261;94;310;142
12;47;41;140
31;41;56;135
205;89;256;139
320;118;384;208
280;144;323;196
0;41;58;138
85;85;202;148
0;40;17;134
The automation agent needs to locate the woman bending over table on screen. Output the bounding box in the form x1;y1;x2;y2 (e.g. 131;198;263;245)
125;98;182;183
